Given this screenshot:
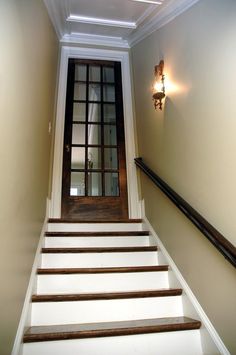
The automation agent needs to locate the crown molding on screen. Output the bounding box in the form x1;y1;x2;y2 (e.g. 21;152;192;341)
135;4;157;26
128;0;200;47
61;33;130;49
44;0;200;50
44;0;71;39
67;15;136;29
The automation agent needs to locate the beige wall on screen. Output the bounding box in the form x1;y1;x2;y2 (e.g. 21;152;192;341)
131;0;236;353
0;1;59;354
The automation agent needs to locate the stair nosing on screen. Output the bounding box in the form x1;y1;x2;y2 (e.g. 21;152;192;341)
41;246;157;254
48;219;143;224
37;265;169;275
23;317;201;343
32;289;182;302
45;231;149;237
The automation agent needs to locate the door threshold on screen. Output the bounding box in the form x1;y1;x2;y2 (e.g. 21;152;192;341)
48;218;142;224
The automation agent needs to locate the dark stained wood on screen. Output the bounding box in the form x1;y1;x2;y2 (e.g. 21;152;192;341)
48;218;142;223
62;59;128;220
23;316;201;343
135;157;236;269
63;198;129;221
32;289;182;302
37;265;169;275
41;246;157;253
45;231;149;237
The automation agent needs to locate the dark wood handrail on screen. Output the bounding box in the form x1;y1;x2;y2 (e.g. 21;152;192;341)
135;157;236;268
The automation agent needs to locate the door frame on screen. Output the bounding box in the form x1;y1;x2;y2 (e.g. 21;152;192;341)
50;45;141;219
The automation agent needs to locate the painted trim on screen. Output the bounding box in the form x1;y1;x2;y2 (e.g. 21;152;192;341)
61;33;130;49
11;201;49;355
50;46;141;219
43;0;62;39
67;15;136;29
44;0;200;49
135;4;158;27
143;213;230;355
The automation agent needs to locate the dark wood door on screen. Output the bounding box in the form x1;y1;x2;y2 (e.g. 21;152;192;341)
61;59;128;220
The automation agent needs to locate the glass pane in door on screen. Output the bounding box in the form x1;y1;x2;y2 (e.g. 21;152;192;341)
88;103;101;122
71;148;85;169
75;65;87;81
73;103;86;122
88;124;101;145
104;104;116;123
89;84;101;101
88;148;102;169
70;172;85;196
89;66;101;82
104;125;117;145
105;173;119;196
74;83;86;101
104;148;118;169
88;173;102;196
103;85;115;102
72;124;86;145
103;67;115;83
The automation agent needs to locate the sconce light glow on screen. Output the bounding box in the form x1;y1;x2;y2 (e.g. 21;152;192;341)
152;60;165;110
153;81;163;93
164;77;180;94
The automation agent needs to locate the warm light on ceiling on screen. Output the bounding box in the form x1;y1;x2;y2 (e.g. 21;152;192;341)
132;0;163;4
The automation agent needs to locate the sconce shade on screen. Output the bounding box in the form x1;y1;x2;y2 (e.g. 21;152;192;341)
153;60;165;110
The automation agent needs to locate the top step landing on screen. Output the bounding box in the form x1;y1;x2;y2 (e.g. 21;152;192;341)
47;219;144;233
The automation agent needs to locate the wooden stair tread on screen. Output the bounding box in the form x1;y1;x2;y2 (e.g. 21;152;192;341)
45;231;149;237
48;218;143;223
41;246;157;253
23;316;201;343
32;289;182;302
37;265;169;274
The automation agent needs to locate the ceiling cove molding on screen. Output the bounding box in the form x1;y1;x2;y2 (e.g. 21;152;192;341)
128;0;200;47
44;0;71;39
43;0;62;39
67;15;136;29
61;33;130;49
135;4;157;27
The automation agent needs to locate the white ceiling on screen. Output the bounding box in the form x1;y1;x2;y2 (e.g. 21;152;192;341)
44;0;199;48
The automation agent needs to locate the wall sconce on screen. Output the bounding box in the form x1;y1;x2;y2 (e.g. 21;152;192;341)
152;60;165;110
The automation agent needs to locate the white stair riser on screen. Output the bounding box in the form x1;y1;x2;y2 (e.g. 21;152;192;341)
44;236;150;248
23;330;202;355
47;223;143;232
31;296;183;326
37;272;169;294
41;252;159;268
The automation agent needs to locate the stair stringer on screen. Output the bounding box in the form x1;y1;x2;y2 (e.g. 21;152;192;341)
143;216;229;355
12;217;48;355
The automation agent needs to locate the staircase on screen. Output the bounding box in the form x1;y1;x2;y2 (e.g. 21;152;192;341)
22;219;203;355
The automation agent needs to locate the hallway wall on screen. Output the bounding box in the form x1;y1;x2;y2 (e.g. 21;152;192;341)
0;1;59;354
131;0;236;353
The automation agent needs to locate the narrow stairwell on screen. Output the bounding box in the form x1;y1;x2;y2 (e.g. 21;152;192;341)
22;219;203;355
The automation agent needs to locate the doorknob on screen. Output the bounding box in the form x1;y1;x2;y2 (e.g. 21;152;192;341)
65;144;70;153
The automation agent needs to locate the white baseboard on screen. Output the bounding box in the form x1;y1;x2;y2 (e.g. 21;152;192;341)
143;215;230;355
11;207;48;355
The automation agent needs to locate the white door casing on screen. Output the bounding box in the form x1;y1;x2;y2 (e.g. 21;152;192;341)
50;46;140;219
